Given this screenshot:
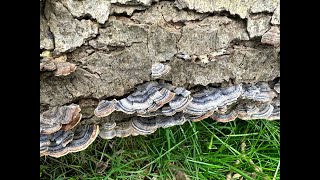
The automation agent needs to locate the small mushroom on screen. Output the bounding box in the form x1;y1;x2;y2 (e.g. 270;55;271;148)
99;119;117;139
151;63;171;78
99;128;116;139
94;100;117;117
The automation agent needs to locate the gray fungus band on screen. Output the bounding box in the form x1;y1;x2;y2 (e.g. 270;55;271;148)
40;80;280;158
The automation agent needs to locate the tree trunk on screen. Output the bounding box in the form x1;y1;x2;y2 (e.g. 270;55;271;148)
40;0;280;157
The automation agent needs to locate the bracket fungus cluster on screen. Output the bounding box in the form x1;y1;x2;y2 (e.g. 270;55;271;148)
40;79;279;157
40;104;99;157
94;80;280;140
40;124;99;158
99;113;187;139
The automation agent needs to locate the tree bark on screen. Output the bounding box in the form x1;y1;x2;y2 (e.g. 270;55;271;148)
40;0;280;149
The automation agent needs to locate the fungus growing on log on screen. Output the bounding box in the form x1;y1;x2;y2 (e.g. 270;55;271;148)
91;81;280;140
40;104;82;134
40;124;99;158
151;63;171;78
40;0;280;158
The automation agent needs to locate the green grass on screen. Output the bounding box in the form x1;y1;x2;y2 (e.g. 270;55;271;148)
40;118;280;180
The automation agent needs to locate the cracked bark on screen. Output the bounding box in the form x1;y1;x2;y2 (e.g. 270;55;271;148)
40;0;280;119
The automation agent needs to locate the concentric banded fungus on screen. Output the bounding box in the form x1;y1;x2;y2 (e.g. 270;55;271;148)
185;110;215;122
185;84;243;115
51;130;74;147
211;108;239;123
41;124;99;158
152;88;175;106
173;87;191;97
151;63;171;78
115;82;161;114
132;116;157;135
99;113;188;139
237;103;274;120
46;81;280;145
61;113;82;131
99;119;117;139
169;95;193;112
137;104;173;117
242;83;277;102
40;134;50;154
40;104;82;134
40;130;74;157
40;123;62;135
114;120;134;138
156;112;186;128
94;100;116;117
115;99;136;114
67;124;99;153
96;82;176;116
211;101;279;122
